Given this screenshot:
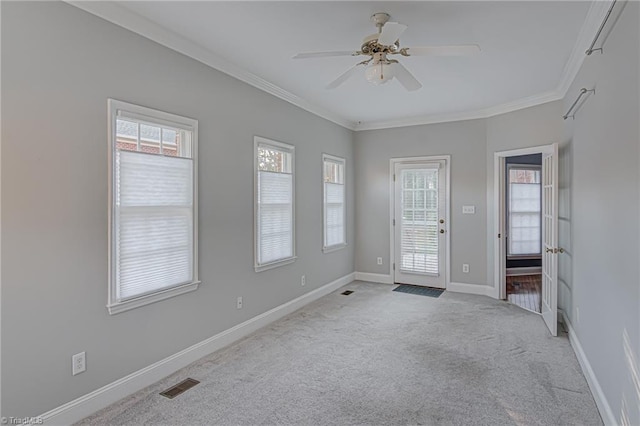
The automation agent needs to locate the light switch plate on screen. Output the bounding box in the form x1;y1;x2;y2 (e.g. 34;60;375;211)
462;205;475;214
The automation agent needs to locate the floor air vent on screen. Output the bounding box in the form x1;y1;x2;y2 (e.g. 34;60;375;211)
160;378;200;399
341;290;354;295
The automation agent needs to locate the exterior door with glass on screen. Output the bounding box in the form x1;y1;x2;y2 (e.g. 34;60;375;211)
393;161;446;288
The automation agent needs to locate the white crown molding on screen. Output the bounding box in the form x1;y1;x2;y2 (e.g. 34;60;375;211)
66;1;357;131
556;0;614;97
67;0;608;133
354;89;562;131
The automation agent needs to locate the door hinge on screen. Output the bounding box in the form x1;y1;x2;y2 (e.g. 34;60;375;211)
393;263;396;271
393;174;396;182
393;218;395;226
498;233;501;239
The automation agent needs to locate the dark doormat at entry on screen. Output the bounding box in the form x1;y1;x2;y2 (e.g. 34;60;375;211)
393;284;444;298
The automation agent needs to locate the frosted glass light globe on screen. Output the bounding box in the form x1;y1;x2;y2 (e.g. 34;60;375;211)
364;61;394;85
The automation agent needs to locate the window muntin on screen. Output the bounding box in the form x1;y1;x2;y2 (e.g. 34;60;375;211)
507;165;541;256
323;154;346;252
255;137;295;271
108;99;198;314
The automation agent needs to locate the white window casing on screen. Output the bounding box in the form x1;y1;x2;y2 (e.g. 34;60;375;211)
254;136;296;272
108;99;199;314
322;154;346;252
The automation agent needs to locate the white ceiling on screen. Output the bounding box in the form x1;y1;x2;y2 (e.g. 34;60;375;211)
85;1;595;129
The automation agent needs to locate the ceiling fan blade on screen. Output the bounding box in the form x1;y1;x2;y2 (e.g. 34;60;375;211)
293;51;359;59
405;44;481;56
377;22;408;46
392;63;422;91
326;64;361;89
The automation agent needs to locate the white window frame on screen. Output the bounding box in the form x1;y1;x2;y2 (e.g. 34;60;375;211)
254;136;296;272
322;153;347;253
107;99;199;315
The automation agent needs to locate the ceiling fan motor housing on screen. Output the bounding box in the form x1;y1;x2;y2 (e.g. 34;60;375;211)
362;13;400;55
361;34;400;55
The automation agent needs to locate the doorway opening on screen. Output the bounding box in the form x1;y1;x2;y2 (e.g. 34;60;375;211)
494;143;558;336
505;154;542;313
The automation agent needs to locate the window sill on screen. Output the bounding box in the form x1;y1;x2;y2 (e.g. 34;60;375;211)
107;281;200;315
255;257;297;272
323;243;347;254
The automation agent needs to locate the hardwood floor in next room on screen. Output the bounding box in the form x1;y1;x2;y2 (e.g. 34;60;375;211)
506;274;542;313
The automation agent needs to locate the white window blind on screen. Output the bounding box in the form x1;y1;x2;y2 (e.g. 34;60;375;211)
255;137;295;271
323;154;346;251
400;167;439;274
508;166;541;256
108;99;198;314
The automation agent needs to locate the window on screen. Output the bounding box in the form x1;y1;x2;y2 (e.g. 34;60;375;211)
254;137;295;271
507;165;541;256
108;99;198;314
322;154;346;252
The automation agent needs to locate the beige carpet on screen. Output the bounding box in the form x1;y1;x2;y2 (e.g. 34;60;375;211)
77;281;602;425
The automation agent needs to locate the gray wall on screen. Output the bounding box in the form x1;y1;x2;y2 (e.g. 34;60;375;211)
354;101;564;288
354;120;488;285
485;101;564;288
4;0;638;421
560;2;640;424
1;2;354;416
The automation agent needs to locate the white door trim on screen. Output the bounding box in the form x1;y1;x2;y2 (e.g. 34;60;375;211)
493;144;555;300
390;155;451;288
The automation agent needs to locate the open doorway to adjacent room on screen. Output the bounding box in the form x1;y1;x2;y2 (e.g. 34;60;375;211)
504;154;542;313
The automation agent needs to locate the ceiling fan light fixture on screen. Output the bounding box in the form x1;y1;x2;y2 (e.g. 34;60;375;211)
294;12;480;91
364;60;394;85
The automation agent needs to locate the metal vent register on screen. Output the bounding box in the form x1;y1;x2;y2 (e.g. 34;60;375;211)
160;378;200;399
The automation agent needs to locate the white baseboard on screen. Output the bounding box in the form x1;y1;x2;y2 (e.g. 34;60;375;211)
447;282;494;297
354;272;393;284
559;311;616;426
506;267;542;276
41;272;355;426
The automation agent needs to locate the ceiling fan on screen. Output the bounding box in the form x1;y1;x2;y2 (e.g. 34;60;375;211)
293;13;481;91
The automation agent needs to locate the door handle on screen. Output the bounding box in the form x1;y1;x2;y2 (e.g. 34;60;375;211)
546;247;565;254
439;219;444;224
439;229;445;234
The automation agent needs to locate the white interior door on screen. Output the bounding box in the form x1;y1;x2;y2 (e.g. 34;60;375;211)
394;161;446;288
541;144;558;336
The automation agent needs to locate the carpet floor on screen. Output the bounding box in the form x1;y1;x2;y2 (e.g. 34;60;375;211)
77;281;602;426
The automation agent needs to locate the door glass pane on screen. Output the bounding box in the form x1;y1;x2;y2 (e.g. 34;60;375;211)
400;169;439;274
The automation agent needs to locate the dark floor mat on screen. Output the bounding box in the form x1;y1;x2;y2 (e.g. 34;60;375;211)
393;285;444;298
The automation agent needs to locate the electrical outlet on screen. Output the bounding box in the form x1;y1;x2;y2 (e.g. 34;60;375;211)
72;352;86;376
237;296;243;310
301;275;306;286
462;264;470;273
377;257;383;265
